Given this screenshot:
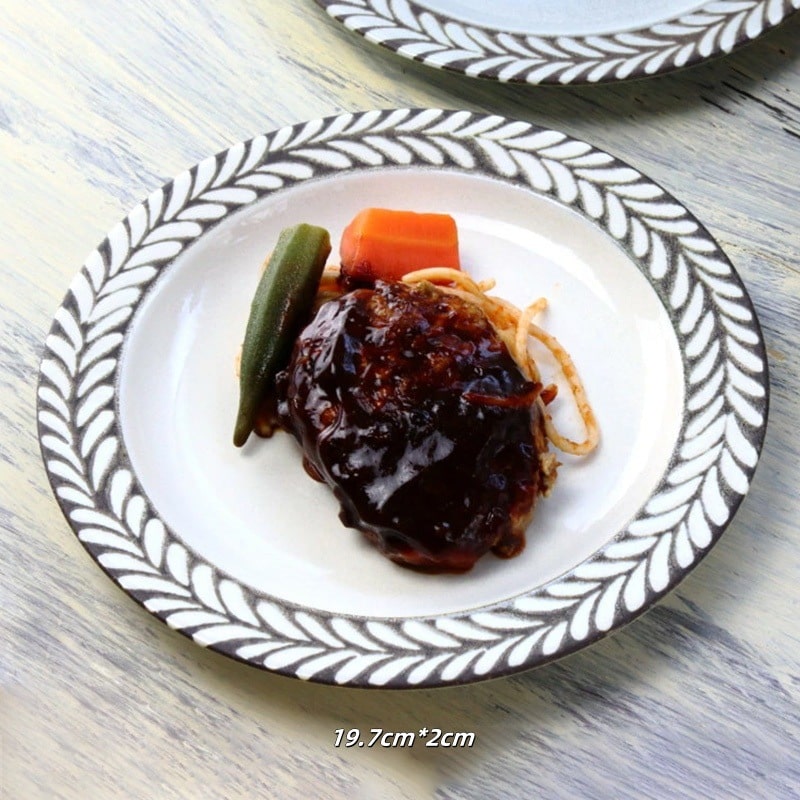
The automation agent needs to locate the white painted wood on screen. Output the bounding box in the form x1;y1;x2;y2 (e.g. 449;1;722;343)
1;2;798;798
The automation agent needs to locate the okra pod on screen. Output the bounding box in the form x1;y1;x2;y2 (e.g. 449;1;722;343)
233;223;331;447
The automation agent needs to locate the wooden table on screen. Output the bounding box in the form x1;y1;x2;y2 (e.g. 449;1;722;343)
3;3;799;798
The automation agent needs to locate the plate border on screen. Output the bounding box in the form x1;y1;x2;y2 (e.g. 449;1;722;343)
38;109;769;687
314;0;799;84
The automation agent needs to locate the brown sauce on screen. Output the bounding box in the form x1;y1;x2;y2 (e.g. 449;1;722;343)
275;280;550;573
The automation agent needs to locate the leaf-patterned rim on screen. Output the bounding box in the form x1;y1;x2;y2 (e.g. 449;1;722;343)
314;0;799;84
38;109;768;688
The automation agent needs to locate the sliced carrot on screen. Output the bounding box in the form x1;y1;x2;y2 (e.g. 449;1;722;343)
339;208;460;283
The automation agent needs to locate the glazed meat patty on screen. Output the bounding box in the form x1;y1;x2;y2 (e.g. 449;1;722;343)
275;280;555;572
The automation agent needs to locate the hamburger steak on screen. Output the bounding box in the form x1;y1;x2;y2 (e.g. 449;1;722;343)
275;280;556;572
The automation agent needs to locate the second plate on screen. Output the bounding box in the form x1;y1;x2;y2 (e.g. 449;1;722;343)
314;0;799;84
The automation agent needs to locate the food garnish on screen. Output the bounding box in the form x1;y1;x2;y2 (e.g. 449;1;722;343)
340;207;460;284
233;223;331;447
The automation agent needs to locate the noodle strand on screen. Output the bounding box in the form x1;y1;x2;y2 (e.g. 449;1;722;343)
401;267;599;457
310;265;599;457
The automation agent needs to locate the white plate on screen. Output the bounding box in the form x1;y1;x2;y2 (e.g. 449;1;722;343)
38;109;768;687
314;0;799;84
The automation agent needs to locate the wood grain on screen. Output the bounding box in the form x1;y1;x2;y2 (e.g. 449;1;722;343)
2;2;799;798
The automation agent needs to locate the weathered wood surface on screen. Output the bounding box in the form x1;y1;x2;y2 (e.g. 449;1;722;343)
1;2;799;798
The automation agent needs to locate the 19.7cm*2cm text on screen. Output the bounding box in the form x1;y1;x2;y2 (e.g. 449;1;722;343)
333;728;475;748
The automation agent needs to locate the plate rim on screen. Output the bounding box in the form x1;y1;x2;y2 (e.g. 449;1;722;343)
37;108;769;688
313;0;799;85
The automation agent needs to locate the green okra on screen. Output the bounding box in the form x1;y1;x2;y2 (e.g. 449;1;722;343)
233;223;331;447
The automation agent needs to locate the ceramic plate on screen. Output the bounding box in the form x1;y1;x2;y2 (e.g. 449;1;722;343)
314;0;798;84
38;109;768;688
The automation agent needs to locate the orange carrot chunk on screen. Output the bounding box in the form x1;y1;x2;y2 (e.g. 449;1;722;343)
340;208;461;283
